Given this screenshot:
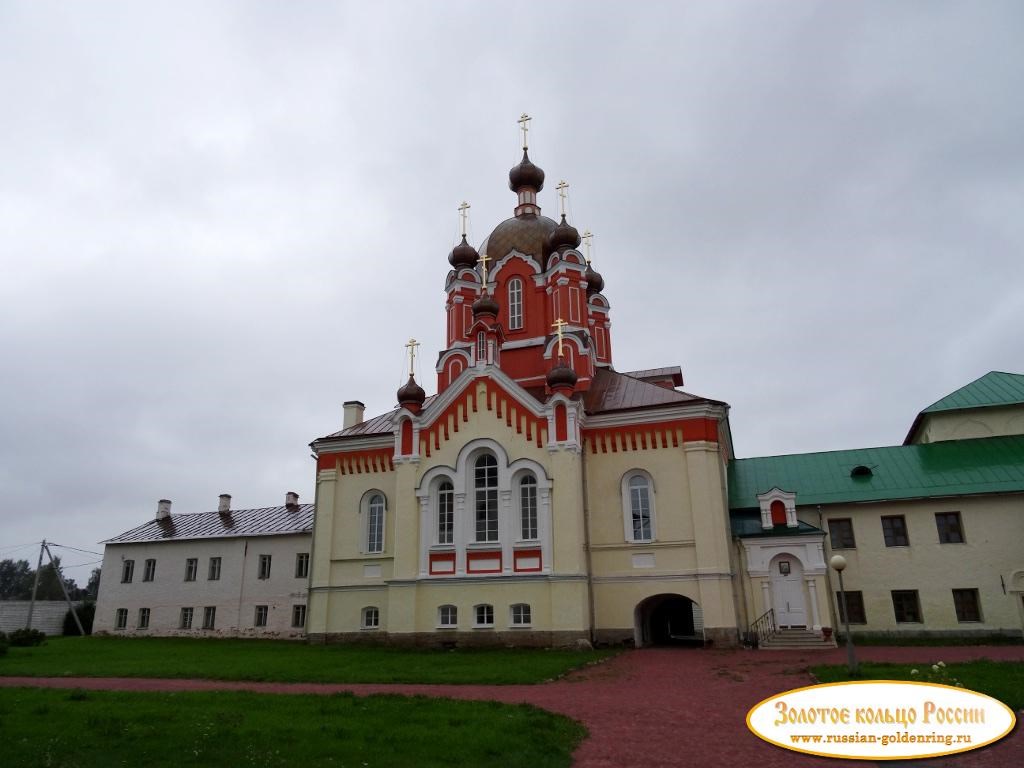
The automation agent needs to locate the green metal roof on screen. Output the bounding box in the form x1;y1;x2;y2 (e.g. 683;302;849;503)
728;434;1024;510
922;371;1024;413
730;514;824;538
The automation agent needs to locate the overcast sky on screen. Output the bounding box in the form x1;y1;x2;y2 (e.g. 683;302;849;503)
2;1;1022;585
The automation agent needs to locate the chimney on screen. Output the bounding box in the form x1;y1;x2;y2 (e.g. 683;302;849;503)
218;494;231;514
285;491;299;509
156;499;172;520
343;400;365;429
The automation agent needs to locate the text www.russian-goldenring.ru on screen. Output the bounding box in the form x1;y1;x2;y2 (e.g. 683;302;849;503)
790;732;972;747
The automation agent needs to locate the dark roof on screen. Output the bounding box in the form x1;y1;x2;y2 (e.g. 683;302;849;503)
728;435;1024;510
584;367;716;414
318;396;438;440
621;366;684;387
479;213;558;265
905;371;1024;443
730;513;824;538
104;504;314;544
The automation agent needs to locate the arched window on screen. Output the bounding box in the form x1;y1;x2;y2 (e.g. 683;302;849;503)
474;454;498;542
622;471;655;542
519;474;538;540
361;606;380;629
476;332;487;363
508;277;523;330
437;480;454;544
364;492;386;553
474;603;494;627
438;604;457;628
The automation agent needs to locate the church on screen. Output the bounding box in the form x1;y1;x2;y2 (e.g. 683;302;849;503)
306;121;1024;648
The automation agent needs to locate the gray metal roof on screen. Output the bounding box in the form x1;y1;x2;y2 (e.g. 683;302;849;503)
317;395;439;440
584;368;717;414
103;504;314;544
621;366;684;386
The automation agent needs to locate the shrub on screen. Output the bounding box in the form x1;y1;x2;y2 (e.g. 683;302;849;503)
9;628;47;647
0;631;8;656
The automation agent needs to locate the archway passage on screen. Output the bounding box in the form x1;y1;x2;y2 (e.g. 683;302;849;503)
636;594;703;647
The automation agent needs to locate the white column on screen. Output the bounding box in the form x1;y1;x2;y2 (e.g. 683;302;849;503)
455;492;467;575
807;577;821;630
418;497;431;577
539;488;552;574
760;579;772;616
500;489;513;574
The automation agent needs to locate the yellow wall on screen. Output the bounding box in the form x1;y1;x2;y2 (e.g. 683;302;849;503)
914;405;1024;443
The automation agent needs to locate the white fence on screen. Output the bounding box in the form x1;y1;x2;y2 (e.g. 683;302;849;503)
0;600;79;635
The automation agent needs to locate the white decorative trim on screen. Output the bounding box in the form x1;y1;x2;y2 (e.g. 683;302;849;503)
756;487;798;529
501;335;547;350
621;469;657;543
585;403;727;428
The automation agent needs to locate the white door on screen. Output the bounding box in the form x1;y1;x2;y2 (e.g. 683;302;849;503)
770;555;807;627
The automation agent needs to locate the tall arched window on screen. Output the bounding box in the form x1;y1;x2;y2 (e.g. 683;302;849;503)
621;472;655;542
437;480;454;544
519;474;537;540
365;493;385;553
474;454;498;542
476;332;487;363
508;277;523;330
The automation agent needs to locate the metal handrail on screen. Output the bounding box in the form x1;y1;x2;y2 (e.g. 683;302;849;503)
750;607;776;647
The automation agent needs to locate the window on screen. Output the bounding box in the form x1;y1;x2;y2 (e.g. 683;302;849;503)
362;606;380;629
437;480;454;544
519;474;538;540
184;558;198;581
936;512;964;544
828;519;856;549
202;606;216;630
121;559;135;583
295;552;310;578
142;559;156;581
623;472;654;542
180;607;194;629
474;454;499;542
366;493;385;553
208;557;221;580
258;554;272;580
476;331;487;362
508;277;523;330
511;603;531;626
438;604;457;628
953;589;981;622
115;608;128;629
254;605;269;627
291;604;307;628
474;604;494;627
881;515;909;547
137;608;150;629
835;591;866;624
891;590;922;623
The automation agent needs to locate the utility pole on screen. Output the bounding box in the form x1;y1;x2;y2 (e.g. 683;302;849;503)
25;540;45;630
44;542;86;636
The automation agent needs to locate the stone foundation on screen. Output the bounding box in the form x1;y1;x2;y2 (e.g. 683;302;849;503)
307;629;590;649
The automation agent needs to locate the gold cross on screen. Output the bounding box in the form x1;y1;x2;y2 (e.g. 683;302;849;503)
582;230;593;263
458;201;470;237
479;252;491;289
551;318;568;357
556;180;569;217
518;113;531;150
404;338;419;376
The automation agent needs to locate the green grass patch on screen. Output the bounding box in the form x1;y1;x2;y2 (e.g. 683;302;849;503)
813;660;1024;710
0;636;614;685
842;633;1022;646
0;687;585;767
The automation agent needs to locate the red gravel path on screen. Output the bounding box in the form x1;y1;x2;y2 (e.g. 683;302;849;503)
3;645;1021;767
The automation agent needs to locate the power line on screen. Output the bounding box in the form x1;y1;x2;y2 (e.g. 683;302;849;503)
49;543;104;557
0;540;42;557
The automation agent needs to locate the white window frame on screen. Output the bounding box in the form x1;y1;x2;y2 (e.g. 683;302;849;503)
438;604;458;628
180;607;194;629
208;557;222;581
142;559;156;582
137;607;150;629
508;277;524;330
436;479;454;545
291;604;307;628
121;559;134;583
476;331;487;363
202;606;216;630
254;605;269;627
184;558;198;582
257;554;272;580
474;454;499;543
519;473;538;540
474;603;494;628
362;606;380;630
362;491;386;554
621;470;656;542
510;603;531;627
295;552;310;578
115;608;128;629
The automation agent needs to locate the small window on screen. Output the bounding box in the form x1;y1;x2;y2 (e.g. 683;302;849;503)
835;591;866;624
476;331;487;362
936;512;964;544
474;454;499;543
137;607;150;629
881;515;909;547
362;606;380;629
437;480;454;544
208;557;222;580
115;608;128;629
258;554;272;580
184;558;198;581
850;465;873;478
953;589;981;622
121;559;135;584
510;603;531;627
254;605;269;627
202;606;217;630
519;474;538;540
180;607;194;629
891;590;922;623
291;604;307;629
366;493;385;553
142;559;156;582
295;552;310;578
438;604;457;628
508;277;524;330
474;604;494;627
828;519;856;549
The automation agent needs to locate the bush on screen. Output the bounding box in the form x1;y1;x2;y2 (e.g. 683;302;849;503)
64;602;95;635
0;631;8;656
9;628;47;647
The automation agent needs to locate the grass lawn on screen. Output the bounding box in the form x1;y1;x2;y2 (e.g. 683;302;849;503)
0;687;584;768
813;660;1024;711
0;636;614;685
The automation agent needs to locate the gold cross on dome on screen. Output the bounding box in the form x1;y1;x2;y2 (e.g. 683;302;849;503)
458;201;470;237
479;252;491;289
556;180;569;217
518;113;531;150
404;338;419;376
582;230;593;263
551;318;568;357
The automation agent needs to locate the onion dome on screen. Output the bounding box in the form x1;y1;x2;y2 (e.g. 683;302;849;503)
397;374;425;409
546;357;578;390
448;234;479;269
547;214;581;254
584;263;605;295
472;293;499;318
508;150;545;192
479;214;558;266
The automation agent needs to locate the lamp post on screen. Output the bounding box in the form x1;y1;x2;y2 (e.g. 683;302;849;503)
830;554;858;675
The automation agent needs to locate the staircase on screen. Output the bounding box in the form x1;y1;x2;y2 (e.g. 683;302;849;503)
759;627;837;651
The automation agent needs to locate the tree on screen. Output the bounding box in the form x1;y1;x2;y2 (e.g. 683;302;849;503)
85;567;101;599
0;559;35;600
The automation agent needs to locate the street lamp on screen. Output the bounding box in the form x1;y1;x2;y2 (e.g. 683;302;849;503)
830;554;859;675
